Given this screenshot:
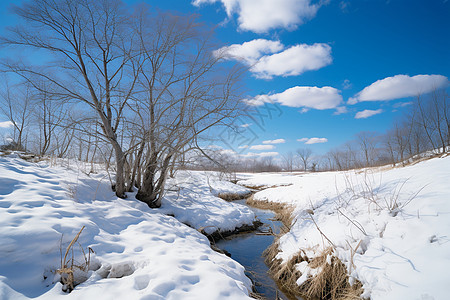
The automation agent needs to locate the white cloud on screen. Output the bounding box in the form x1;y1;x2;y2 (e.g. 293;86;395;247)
242;151;279;158
355;109;383;119
251;44;332;79
349;74;449;104
217;40;332;79
0;121;14;128
238;145;249;149
240;123;251;128
262;139;286;144
215;39;283;63
297;137;328;144
249;144;275;150
333;106;348;115
245;86;342;110
306;137;328;144
393;101;413;108
299;108;310;114
193;0;321;33
219;148;237;156
342;79;352;90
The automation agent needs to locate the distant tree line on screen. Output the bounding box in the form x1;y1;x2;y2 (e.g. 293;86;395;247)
190;88;449;174
323;89;449;171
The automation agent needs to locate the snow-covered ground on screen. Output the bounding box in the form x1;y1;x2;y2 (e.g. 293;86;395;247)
238;154;450;300
162;171;254;234
0;153;255;299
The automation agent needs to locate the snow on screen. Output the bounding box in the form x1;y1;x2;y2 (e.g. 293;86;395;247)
238;155;450;299
161;171;255;234
237;172;301;189
0;153;255;299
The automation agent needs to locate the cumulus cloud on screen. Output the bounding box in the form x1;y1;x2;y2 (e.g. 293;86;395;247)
262;139;286;144
297;137;328;144
216;40;332;79
245;86;342;110
349;74;449;104
215;39;283;63
251;44;332;79
249;144;275;150
0;121;14;128
355;109;383;119
192;0;321;33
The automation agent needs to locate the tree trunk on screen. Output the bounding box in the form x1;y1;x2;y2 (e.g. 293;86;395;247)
112;140;126;198
136;154;172;208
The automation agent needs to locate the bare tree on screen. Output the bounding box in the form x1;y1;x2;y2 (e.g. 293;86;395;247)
128;10;244;207
343;141;360;169
0;80;34;150
392;122;409;165
32;87;70;156
356;131;379;167
282;151;295;172
2;0;244;207
383;130;397;166
297;148;312;171
428;89;449;153
2;0;139;197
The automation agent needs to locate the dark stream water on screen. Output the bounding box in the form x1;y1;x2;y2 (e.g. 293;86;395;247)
216;199;297;300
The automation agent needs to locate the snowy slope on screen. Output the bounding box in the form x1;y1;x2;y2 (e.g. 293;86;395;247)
0;153;254;299
239;155;450;300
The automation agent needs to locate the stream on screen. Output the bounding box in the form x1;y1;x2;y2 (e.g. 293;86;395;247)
215;199;298;300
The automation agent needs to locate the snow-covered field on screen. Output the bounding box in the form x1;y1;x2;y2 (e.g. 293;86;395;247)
239;154;450;300
0;153;255;299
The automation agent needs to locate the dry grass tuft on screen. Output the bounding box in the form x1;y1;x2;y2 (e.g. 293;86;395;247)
264;246;304;295
265;246;363;300
246;195;295;232
299;248;362;300
217;191;253;201
240;184;266;191
56;226;94;293
250;191;363;300
249;291;267;299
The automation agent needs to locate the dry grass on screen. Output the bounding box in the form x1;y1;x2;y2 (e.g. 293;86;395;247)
249;291;267;299
217;191;253;201
240;183;293;191
57;226;93;292
240;184;266;191
248;194;363;300
264;245;362;300
246;195;294;233
299;248;363;300
264;242;303;296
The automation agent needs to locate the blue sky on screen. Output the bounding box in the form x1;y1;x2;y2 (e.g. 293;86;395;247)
1;0;449;158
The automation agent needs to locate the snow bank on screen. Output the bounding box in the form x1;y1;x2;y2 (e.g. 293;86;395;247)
237;172;301;189
162;171;255;234
241;156;450;299
0;154;253;299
